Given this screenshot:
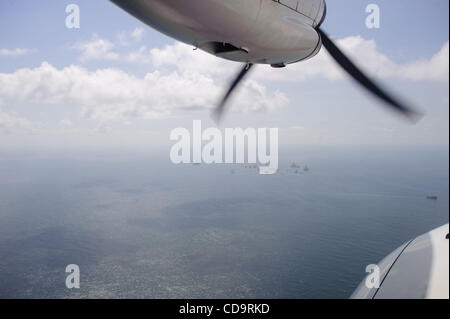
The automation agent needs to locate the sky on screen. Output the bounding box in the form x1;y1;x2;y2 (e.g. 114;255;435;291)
0;0;448;152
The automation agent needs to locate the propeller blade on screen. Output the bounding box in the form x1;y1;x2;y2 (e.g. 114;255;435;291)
213;63;254;122
317;29;422;122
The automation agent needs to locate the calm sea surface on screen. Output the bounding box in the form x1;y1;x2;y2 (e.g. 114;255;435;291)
0;146;448;298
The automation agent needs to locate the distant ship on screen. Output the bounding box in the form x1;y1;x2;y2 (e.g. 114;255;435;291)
291;162;301;169
427;196;438;200
304;165;309;172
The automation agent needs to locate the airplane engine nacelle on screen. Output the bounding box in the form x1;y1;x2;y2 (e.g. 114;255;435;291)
111;0;327;65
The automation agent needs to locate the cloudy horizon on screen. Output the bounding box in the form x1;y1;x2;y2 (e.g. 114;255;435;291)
0;0;448;151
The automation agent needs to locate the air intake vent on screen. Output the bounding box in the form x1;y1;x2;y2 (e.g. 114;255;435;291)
203;42;248;55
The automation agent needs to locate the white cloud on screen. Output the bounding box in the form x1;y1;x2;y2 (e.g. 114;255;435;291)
255;37;449;82
126;38;449;83
0;62;287;123
59;119;73;127
1;35;446;128
126;46;152;64
73;34;120;62
0;48;33;57
130;27;145;42
116;31;129;47
149;43;234;78
74;32;449;83
0;109;33;131
117;28;145;46
397;42;449;81
126;43;227;74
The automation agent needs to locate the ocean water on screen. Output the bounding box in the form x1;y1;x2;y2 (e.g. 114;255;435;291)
0;146;448;299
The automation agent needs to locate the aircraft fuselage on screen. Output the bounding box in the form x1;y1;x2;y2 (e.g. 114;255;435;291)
111;0;327;66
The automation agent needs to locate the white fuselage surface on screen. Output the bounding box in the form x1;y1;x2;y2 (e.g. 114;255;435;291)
111;0;327;65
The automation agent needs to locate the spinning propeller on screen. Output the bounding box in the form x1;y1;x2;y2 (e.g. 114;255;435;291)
215;28;422;123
